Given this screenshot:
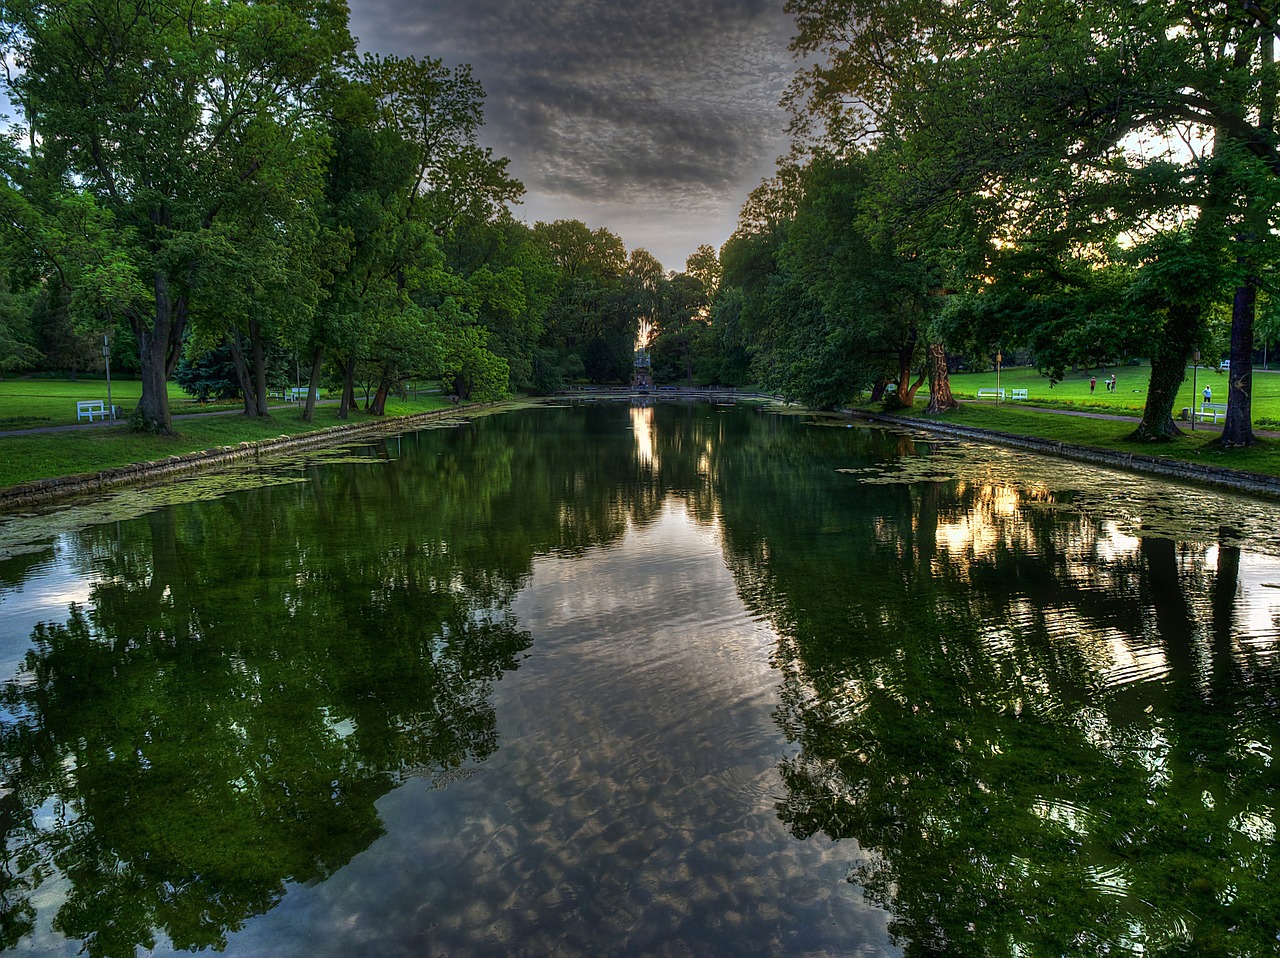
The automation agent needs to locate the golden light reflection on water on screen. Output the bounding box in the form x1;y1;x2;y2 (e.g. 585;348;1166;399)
630;404;656;468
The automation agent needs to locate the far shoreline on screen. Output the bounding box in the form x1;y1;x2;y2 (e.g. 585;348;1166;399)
4;393;1280;513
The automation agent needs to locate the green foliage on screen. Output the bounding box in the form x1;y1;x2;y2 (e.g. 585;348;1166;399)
430;302;510;403
712;151;941;409
173;344;243;403
0;271;39;376
781;0;1280;438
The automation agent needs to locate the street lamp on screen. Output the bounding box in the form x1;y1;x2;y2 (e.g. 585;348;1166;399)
102;335;114;421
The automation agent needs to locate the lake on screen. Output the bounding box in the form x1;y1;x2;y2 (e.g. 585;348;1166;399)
1;401;1279;957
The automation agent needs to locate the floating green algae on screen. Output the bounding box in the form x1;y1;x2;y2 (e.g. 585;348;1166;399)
834;436;1280;553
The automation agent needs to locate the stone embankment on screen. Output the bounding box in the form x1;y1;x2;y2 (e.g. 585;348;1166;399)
855;410;1280;500
0;406;478;511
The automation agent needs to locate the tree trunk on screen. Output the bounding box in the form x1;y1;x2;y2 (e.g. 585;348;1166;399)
924;342;959;414
164;297;189;381
249;315;269;417
1127;302;1195;441
899;366;928;407
1219;279;1257;447
370;379;390;416
135;323;173;434
227;331;259;417
302;345;324;423
133;273;176;434
338;354;356;419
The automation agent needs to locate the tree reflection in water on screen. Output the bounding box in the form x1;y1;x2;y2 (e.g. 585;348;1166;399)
0;404;1278;957
713;423;1280;957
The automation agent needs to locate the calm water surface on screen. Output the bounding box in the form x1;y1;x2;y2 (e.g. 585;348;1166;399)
1;402;1279;957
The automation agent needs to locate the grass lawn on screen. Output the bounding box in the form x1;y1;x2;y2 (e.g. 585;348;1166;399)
896;401;1280;476
0;385;455;489
944;362;1280;425
0;377;247;428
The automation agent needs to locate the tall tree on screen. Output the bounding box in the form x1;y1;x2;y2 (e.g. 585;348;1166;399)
1;0;354;432
785;0;1280;443
313;55;523;419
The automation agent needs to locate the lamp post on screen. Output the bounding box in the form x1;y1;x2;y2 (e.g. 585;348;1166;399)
102;335;114;421
1191;349;1200;432
996;350;1002;402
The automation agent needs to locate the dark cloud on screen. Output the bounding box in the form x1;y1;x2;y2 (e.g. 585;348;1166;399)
348;0;797;269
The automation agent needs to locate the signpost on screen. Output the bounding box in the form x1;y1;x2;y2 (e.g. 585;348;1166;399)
1191;349;1199;432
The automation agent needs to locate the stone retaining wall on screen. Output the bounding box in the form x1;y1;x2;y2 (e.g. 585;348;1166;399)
854;411;1280;499
0;406;481;511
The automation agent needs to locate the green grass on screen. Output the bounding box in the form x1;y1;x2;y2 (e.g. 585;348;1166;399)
945;362;1280;424
0;377;258;427
0;388;454;488
895;401;1280;475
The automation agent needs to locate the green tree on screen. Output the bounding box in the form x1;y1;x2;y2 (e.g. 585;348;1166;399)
0;272;39;377
784;0;1280;443
532;220;633;385
1;0;354;433
651;272;709;385
311;56;523;420
443;218;558;392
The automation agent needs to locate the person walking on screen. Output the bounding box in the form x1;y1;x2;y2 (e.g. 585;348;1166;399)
1110;374;1117;392
1203;385;1212;405
1090;376;1096;393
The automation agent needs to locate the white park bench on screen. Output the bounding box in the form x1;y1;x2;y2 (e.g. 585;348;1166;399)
976;388;1005;400
289;387;308;401
76;400;110;422
1011;388;1028;400
1196;402;1227;424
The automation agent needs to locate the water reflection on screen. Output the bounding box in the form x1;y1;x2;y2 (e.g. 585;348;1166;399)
713;432;1280;956
0;404;1277;956
0;477;535;955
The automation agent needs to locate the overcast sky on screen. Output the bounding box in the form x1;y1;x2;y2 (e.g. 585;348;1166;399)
346;0;799;273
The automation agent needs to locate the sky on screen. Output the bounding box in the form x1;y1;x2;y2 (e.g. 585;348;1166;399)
345;0;800;273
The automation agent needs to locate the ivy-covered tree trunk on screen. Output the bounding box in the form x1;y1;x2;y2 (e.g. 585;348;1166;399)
1127;303;1195;442
1220;279;1257;447
924;342;958;414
